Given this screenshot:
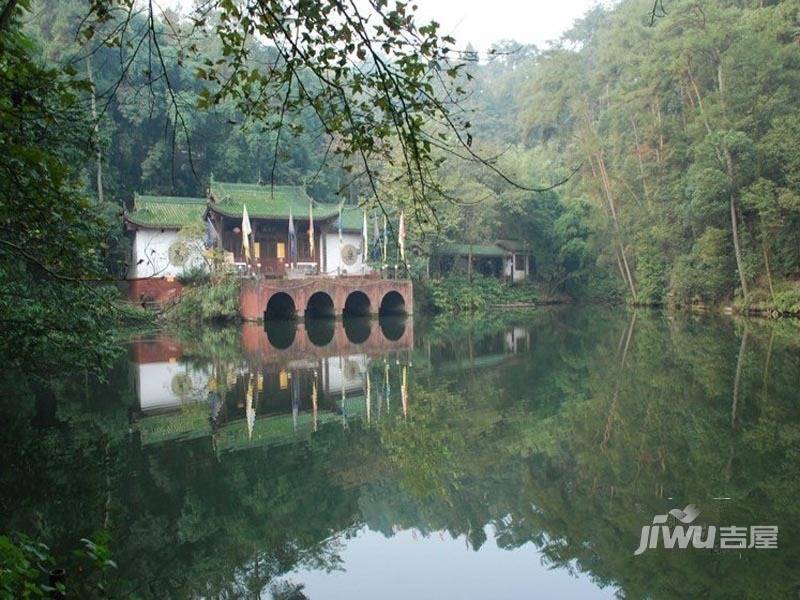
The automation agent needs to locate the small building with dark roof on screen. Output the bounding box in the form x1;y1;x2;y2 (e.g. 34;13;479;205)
433;241;533;282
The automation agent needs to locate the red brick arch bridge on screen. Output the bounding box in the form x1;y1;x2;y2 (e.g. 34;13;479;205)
240;277;413;320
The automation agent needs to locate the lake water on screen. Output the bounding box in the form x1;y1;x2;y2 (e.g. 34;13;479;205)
2;307;799;598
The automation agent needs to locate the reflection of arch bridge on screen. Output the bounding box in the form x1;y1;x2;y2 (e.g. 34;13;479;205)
240;277;413;320
241;321;413;363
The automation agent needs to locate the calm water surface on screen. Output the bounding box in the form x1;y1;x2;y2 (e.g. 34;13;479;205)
2;307;799;598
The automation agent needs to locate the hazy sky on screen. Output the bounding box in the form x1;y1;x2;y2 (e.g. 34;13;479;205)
410;0;606;52
168;0;606;53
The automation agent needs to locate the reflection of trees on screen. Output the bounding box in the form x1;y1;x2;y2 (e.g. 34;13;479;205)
2;310;800;597
378;311;800;598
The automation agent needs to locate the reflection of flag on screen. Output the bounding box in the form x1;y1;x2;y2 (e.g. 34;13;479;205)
204;217;218;249
291;372;300;431
246;381;255;439
308;201;315;258
288;210;297;263
384;362;390;412
401;365;408;417
209;391;221;422
312;375;318;432
242;204;252;262
398;211;406;261
365;369;371;425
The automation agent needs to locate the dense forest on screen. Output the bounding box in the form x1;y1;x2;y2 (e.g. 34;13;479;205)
2;0;800;370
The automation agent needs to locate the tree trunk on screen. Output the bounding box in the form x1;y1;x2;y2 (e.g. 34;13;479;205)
724;148;749;299
630;116;651;208
87;56;104;204
762;235;775;305
597;153;638;301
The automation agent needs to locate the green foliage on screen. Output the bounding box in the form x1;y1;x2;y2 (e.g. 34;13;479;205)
518;0;800;305
425;274;538;314
169;277;241;323
177;264;211;285
773;285;800;315
0;534;116;598
670;228;736;304
0;15;120;377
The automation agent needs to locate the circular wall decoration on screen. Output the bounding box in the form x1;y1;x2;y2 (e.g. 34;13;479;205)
171;373;193;397
341;244;358;266
344;359;360;379
168;240;189;267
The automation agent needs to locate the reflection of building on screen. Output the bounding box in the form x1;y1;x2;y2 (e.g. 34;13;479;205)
324;354;369;397
129;337;212;412
130;319;413;450
505;327;531;354
427;323;533;373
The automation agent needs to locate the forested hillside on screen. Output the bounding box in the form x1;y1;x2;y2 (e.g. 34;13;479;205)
523;0;800;308
16;0;800;310
413;0;800;308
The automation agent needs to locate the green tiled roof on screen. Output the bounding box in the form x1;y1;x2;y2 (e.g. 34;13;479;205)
209;180;339;219
208;180;373;231
137;403;211;445
127;195;207;229
437;243;506;257
337;206;366;232
216;411;340;453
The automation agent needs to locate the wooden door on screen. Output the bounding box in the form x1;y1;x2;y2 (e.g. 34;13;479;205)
260;236;286;276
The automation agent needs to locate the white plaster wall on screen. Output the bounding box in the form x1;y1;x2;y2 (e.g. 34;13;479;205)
513;255;529;282
323;353;367;395
131;229;206;279
322;232;373;276
133;362;211;412
504;254;528;282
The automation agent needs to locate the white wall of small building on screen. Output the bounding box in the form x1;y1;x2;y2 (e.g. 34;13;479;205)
130;228;205;279
322;232;373;276
503;254;530;282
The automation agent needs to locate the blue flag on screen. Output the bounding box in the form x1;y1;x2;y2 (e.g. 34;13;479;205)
288;210;297;263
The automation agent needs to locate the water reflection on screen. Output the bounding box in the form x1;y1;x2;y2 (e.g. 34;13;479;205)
4;309;800;599
130;318;419;451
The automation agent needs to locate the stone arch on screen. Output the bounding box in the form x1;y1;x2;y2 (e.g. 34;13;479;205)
265;292;297;321
306;291;335;318
379;290;406;316
343;290;371;317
